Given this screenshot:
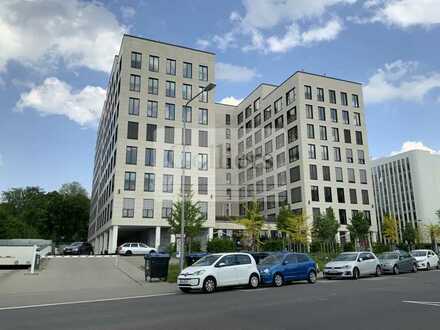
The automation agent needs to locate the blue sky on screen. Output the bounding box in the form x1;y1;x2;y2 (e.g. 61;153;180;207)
0;0;439;194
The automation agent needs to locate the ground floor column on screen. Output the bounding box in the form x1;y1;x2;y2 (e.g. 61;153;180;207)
108;225;118;254
208;227;214;240
155;226;161;250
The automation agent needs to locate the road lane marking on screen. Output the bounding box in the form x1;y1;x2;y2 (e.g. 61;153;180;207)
403;301;440;307
0;292;177;312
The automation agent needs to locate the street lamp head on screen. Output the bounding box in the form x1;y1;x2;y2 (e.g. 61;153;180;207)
203;83;216;92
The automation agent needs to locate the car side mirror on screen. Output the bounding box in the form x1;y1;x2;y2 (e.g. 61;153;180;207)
282;260;288;265
216;262;226;267
399;256;404;260
358;258;363;262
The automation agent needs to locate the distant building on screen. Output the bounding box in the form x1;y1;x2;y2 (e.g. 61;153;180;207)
371;150;440;243
88;34;377;253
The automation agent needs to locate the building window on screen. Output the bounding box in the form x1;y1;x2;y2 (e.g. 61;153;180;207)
288;126;298;143
354;112;361;126
162;200;173;218
128;97;140;115
339;209;347;224
166;81;176;97
131;52;142;69
183;62;192;79
164;150;174;168
305;85;312;100
321;145;329;160
355;131;363;145
182;128;191;145
349;188;357;204
306;104;313;119
265;140;273;155
198;86;208;103
122;198;135;218
199;153;208;170
276;152;286;168
226;173;231;185
334;147;341;162
332;127;340;142
198;177;208;195
124;172;136;191
308;144;316;159
254;113;262;128
346;148;353;163
199;130;208;147
149;55;159;72
309;164;318;180
352;94;360;108
342;110;350;124
362;190;369;205
287;107;297;123
348;168;356;183
254;98;260;112
182;84;192;100
199;65;209;81
277;171;287;186
148;78;159;95
337;188;345;203
144;173;155;192
143;199;154;218
226;128;231;139
163;174;173;193
199;108;208;125
360;169;368;184
279;191;288;207
289;146;299;163
341;92;348;106
147;100;158;118
358;150;365;164
130;74;141;92
276;133;285;149
329;90;336;104
274;98;283;114
307;124;315;139
317;87;324;102
290;166;300;183
166;58;176;75
182;105;192;123
267;195;275;209
264;106;272;121
126;146;137;165
181;176;191;194
330;108;338;122
165;103;175;120
286;88;295;105
145;148;156;166
164;126;175;144
318;107;326;121
238;112;244;125
245;105;252;118
127;121;139;140
264;123;272;138
146;124;157;141
323;166;331;181
344;129;351;144
335;167;343;182
199;202;208;220
291;187;302;203
320;126;327;140
226;114;231;125
311;186;319;202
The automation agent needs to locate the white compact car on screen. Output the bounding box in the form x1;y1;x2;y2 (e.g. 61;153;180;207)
323;251;382;280
411;249;439;270
177;253;260;293
117;242;156;256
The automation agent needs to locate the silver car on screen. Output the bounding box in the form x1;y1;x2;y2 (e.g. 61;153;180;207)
378;250;417;274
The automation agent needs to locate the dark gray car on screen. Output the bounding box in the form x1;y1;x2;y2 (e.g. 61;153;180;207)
378;250;417;274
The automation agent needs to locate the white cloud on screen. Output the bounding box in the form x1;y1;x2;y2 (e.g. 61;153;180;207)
196;39;211;50
219;96;243;106
16;77;106;126
373;0;440;27
0;0;126;73
364;60;440;103
120;6;136;20
391;141;440;155
205;0;354;53
216;62;259;82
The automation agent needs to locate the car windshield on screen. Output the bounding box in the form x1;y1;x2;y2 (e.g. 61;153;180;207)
259;254;284;266
192;255;221;266
411;251;427;257
379;253;399;260
334;253;358;261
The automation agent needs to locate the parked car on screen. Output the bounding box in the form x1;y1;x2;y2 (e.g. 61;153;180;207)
177;253;260;293
258;252;318;287
117;243;156;256
411;249;440;270
63;242;93;255
378;250;418;274
323;251;381;280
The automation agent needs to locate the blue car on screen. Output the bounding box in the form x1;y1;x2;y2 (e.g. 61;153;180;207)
257;253;318;287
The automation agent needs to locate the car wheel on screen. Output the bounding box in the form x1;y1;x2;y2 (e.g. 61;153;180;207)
426;263;431;271
308;270;317;284
412;263;418;273
179;288;191;293
273;273;284;287
249;273;259;289
149;250;156;255
125;250;132;256
375;266;382;277
202;277;216;293
352;267;360;280
393;265;399;275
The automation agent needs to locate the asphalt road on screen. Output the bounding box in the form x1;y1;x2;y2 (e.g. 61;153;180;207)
1;270;439;330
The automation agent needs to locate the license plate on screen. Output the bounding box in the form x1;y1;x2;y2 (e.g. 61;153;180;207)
328;270;338;274
179;279;191;284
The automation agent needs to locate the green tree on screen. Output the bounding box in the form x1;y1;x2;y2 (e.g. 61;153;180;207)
59;182;89;197
347;213;371;251
382;214;399;246
312;207;339;243
235;201;264;251
276;206;294;250
287;212;309;251
402;222;416;249
425;223;440;252
168;192;206;254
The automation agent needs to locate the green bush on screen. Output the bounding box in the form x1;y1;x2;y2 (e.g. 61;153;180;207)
190;240;201;252
342;241;355;252
263;239;284;251
373;243;392;254
207;237;235;253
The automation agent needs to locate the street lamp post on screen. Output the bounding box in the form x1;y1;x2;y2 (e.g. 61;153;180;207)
179;82;216;272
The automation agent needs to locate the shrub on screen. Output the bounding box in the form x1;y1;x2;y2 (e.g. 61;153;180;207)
342;241;355;252
190;240;201;252
207;237;235;253
373;243;392;254
263;239;284;252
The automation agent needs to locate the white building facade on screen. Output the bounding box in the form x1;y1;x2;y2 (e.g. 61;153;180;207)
371;150;440;243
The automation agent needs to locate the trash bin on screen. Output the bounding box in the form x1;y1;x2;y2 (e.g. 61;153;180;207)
144;253;170;282
185;253;208;266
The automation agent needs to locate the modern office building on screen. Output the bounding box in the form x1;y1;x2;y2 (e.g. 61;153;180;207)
371;150;440;243
88;34;377;253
